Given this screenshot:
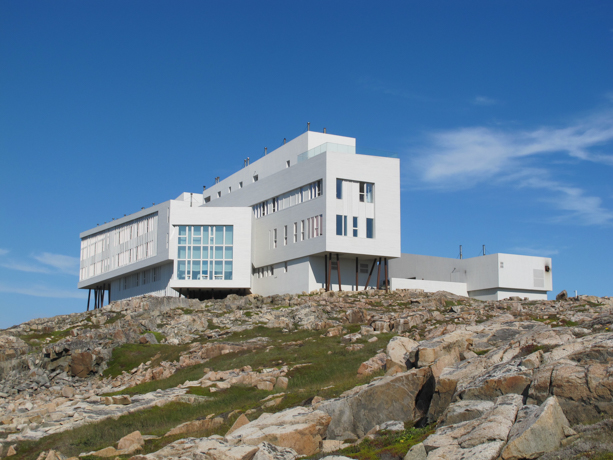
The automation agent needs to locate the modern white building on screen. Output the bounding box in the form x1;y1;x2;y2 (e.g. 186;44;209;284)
77;129;552;307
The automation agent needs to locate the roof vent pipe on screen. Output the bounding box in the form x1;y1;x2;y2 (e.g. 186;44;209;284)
215;177;220;184
283;138;286;144
307;122;310;131
203;185;206;191
264;147;267;155
323;127;326;133
247;157;250;165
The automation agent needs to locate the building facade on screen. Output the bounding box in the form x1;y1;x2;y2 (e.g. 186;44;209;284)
78;131;401;304
78;130;552;305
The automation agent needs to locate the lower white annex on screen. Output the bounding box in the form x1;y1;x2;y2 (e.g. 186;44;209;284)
77;129;552;307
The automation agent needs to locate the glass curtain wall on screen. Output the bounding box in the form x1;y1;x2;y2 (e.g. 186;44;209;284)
176;225;233;281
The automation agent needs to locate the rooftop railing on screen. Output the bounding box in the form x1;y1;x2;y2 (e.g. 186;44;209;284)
296;142;398;163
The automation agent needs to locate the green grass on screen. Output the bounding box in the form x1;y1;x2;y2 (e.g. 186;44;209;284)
334;424;435;460
102;342;189;379
19;327;78;346
15;326;395;458
143;330;165;342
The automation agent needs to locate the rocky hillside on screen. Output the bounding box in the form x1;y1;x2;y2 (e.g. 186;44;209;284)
0;289;612;460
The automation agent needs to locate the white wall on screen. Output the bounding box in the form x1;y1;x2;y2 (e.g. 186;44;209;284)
325;152;401;259
390;278;469;297
389;253;552;298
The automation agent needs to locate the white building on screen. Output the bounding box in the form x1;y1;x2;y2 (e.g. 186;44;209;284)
77;129;552;306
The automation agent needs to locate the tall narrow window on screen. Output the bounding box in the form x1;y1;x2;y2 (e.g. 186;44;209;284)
359;182;365;202
366;218;374;239
284;225;288;245
286;160;290;168
301;220;305;241
353;217;358;237
336;215;343;236
239;181;243;188
273;228;278;248
366;183;374;203
293;222;297;243
253;174;258;182
336;179;343;199
343;215;347;236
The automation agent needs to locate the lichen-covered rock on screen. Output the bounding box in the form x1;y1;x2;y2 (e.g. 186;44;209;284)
501;396;570;460
319;367;434;440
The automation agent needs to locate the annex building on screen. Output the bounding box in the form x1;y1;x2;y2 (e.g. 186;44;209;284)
77;130;552;308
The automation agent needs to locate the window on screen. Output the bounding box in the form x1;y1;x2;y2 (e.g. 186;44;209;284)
336;179;343;199
336;215;348;236
204;196;211;203
301;220;305;241
366;183;374;203
366;218;374;239
286;160;290;168
284;226;288;245
239;181;243;189
228;187;232;193
353;217;358;237
273;228;277;248
293;222;297;243
360;263;369;274
175;225;233;280
359;182;365;202
253;174;258;182
331;261;338;270
251;180;322;219
217;191;221;198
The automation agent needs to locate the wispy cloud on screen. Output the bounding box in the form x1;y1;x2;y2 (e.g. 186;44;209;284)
0;282;85;299
358;77;438;103
472;96;498;106
0;251;79;275
33;253;79;275
408;108;613;225
510;247;560;257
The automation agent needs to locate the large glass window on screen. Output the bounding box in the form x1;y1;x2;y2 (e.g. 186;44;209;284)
176;225;233;280
336;179;343;199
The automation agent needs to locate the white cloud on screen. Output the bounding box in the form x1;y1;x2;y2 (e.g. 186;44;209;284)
510;247;560;257
0;251;79;275
0;283;86;299
472;96;498;106
408;108;613;225
33;253;79;275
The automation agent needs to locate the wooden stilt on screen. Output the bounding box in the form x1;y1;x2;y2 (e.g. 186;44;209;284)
364;259;377;290
324;254;328;291
87;289;91;312
355;257;358;291
327;254;332;292
376;258;381;290
384;258;389;293
337;253;342;292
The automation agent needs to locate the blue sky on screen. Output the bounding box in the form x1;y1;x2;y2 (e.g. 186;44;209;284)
1;1;612;328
